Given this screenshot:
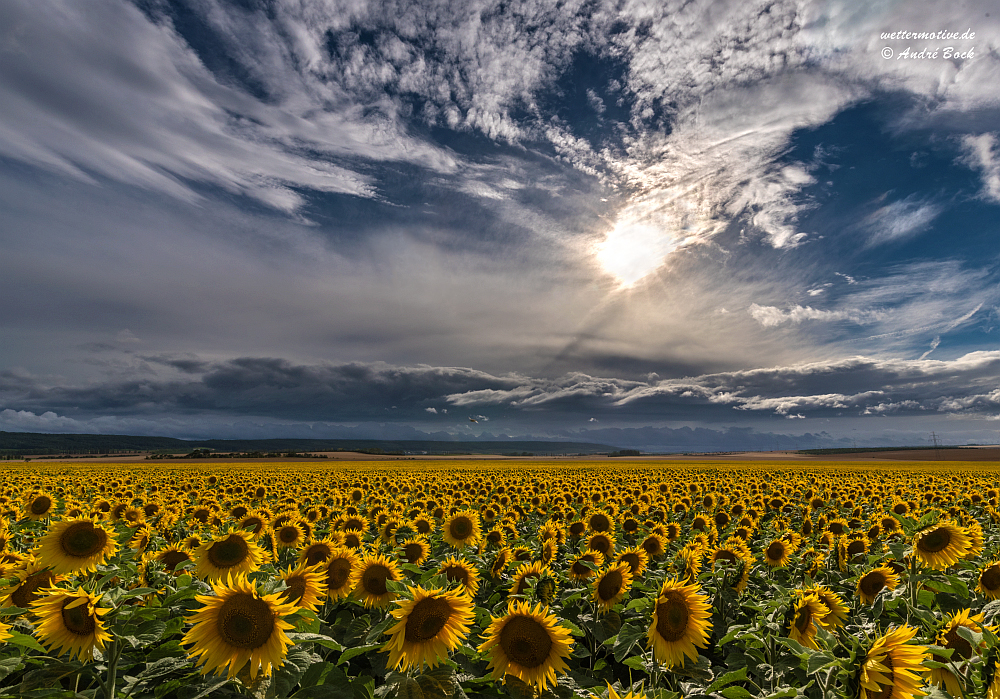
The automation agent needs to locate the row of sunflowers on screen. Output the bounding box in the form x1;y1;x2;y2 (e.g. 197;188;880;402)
0;460;998;699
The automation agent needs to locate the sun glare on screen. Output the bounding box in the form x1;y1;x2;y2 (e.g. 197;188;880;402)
596;222;676;288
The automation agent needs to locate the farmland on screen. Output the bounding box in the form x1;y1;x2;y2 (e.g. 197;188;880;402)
0;460;997;699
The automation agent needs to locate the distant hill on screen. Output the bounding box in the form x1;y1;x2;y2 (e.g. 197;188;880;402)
0;431;620;458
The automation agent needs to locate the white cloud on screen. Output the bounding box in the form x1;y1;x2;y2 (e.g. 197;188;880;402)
748;303;884;328
961;133;1000;203
863;196;942;246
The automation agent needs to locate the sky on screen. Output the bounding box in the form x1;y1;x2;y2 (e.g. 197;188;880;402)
1;0;999;451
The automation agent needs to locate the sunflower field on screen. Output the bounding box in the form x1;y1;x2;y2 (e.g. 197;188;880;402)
1;460;1000;699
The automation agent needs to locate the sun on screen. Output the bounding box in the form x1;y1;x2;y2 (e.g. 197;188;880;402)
595;221;676;287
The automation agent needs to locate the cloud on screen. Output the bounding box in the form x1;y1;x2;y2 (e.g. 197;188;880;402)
0;0;464;213
5;350;1000;429
961;133;1000;203
748;303;883;328
863;195;942;246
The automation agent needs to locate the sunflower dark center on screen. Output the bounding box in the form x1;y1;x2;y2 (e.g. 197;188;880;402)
794;606;813;633
982;565;1000;591
12;571;55;608
500;616;552;669
403;543;425;563
655;591;690;642
304;544;332;566
241;517;264;534
829;522;845;535
642;538;664;556
871;654;894;699
450;518;473;539
362;564;391;596
344;533;362;548
859;571;888;598
278;526;300;544
61;599;96;636
589;514;611;532
161;550;191;572
207;535;250;569
443;566;469;585
569;522;586;536
404;596;452;643
217;593;275;649
30;496;52;515
61;521;105;558
848;540;866;556
590;536;611;555
714;550;738;564
327;558;352;589
766;542;785;561
918;528;951;553
619;553;640;574
944;626;975;659
597;570;623;601
281;576;306;605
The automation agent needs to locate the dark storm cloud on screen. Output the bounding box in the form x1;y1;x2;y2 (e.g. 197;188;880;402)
0;357;525;421
4;352;1000;430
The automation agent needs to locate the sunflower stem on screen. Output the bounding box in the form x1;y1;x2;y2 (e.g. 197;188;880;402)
102;639;123;699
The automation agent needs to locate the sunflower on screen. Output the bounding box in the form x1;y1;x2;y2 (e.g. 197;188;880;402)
930;608;987;698
0;560;64;609
646;577;712;669
182;572;297;680
763;539;791;568
616;546;649;578
587;532;616;557
298;537;339;567
639;533;668;559
154;545;193;574
605;682;647;699
541;539;558;566
31;587;111;661
237;512;268;536
129;524;154;553
803;584;849;628
441;510;482;550
490;548;513;579
676;545;703;582
193;531;268;582
23;491;57;521
856;566;900;606
710;545;752;595
592;563;633;613
399;537;431;566
479;600;574;692
383;586;474;672
322;546;360;601
35;518;117;575
272;521;308;550
439;556;480;597
978;561;1000;600
278;562;328;612
568;551;604;582
913;522;972;570
351;552;403;608
786;593;829;650
342;529;365;549
510;561;553;596
858;625;929;699
587;510;614;534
